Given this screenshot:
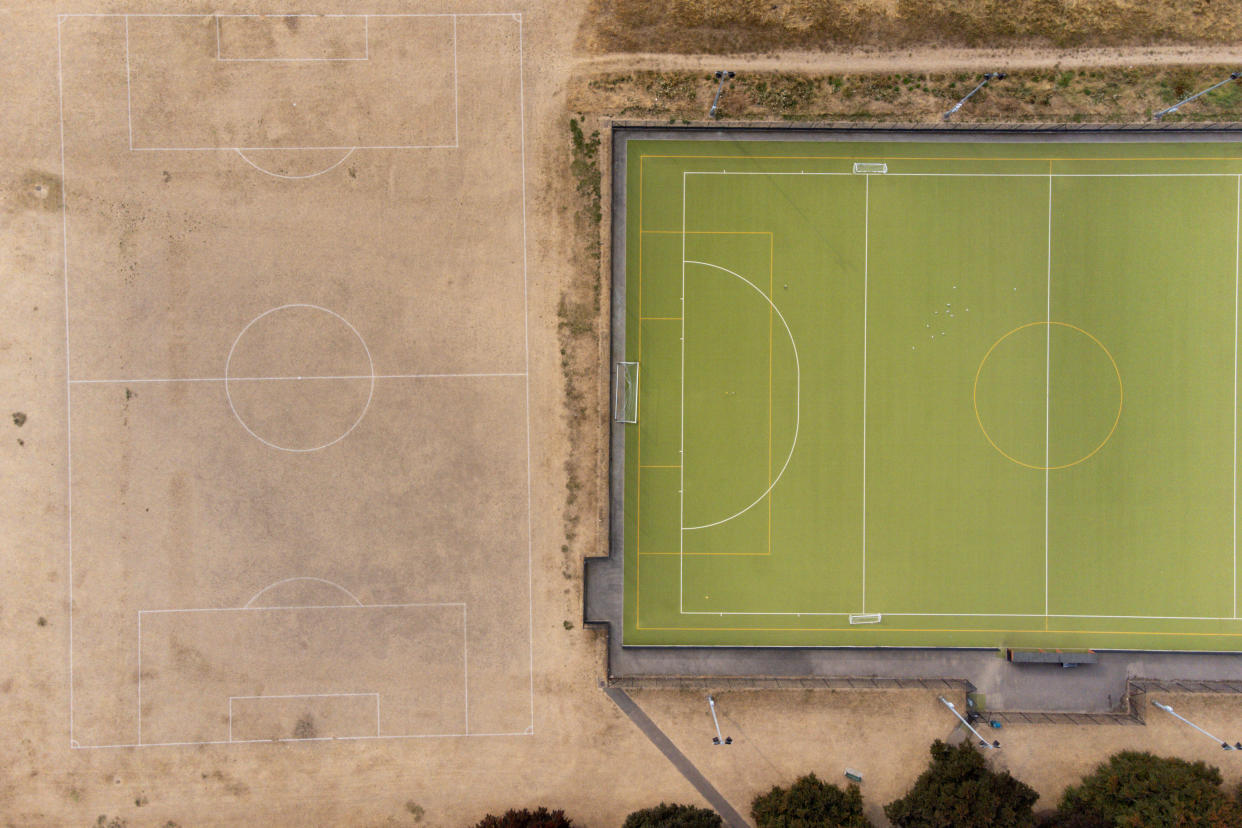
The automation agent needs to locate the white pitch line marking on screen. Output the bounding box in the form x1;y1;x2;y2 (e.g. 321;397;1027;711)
861;172;869;614
1045;173;1052;620
515;12;535;733
1235;174;1240;619
124;15;133;150
69;372;525;384
679;171;686;614
57;11;76;748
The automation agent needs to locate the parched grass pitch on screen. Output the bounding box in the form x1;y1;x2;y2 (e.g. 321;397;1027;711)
620;135;1242;649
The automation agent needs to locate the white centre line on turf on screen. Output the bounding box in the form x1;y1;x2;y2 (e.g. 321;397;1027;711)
1045;173;1052;622
1234;175;1240;619
861;174;869;614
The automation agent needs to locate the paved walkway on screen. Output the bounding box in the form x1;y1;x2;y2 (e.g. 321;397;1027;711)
603;686;750;828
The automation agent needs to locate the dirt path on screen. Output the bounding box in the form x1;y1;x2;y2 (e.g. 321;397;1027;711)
577;45;1242;75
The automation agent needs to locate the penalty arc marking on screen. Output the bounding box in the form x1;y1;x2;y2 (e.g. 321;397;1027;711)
682;259;801;532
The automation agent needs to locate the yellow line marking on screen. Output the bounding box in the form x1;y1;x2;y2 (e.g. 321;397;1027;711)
768;231;774;557
642;230;773;234
639;154;1242;162
973;321;1123;471
639;552;771;557
636;625;1242;636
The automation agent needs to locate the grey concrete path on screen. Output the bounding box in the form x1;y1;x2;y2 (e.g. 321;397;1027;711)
603;686;750;828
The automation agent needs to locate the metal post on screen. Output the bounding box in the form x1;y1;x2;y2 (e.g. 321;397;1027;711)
938;696;999;749
943;72;1006;121
1154;72;1242;121
708;71;735;120
1151;700;1236;749
707;695;732;745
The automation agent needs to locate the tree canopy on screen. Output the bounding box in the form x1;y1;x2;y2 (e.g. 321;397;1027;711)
751;773;873;828
623;802;723;828
1052;751;1242;828
884;739;1039;828
474;807;574;828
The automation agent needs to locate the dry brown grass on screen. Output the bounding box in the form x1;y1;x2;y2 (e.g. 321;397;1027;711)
583;0;1242;54
556;118;607;561
570;66;1242;123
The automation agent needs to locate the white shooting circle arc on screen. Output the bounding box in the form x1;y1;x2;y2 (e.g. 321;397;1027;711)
681;259;801;532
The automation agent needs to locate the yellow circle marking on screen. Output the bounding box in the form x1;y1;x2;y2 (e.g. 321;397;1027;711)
972;321;1123;471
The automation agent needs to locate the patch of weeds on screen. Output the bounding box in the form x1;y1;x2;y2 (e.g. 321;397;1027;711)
406;801;425;822
293;713;317;739
563;620;574;630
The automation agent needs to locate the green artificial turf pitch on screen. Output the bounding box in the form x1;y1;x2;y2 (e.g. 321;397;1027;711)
620;136;1242;649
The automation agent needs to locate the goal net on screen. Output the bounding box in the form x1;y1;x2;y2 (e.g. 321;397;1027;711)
848;613;882;625
852;162;888;174
614;362;639;423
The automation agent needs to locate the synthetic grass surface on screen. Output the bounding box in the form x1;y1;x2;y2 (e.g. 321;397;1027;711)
622;137;1242;648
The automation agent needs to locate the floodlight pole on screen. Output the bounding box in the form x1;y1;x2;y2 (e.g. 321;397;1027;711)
943;72;1006;121
1154;72;1242;121
938;696;999;749
707;695;732;745
1151;700;1237;749
708;71;736;120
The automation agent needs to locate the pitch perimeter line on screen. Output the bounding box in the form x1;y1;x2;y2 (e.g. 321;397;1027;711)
56;14;76;747
70;373;525;384
1235;174;1240;619
516;12;535;734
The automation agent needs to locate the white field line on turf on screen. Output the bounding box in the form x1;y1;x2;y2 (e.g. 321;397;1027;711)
61;11;534;745
679;171;686;614
688;171;1242;178
69;372;525;384
861;173;869;614
679;260;802;533
452;15;460;147
121;13;461;152
234;147;356;179
516;12;535;733
57;14;76;747
227;693;381;743
1235;174;1240;619
214;14;370;62
72;731;531;750
138;603;467;745
674;169;1242;623
1045;174;1052;620
61;11;521;18
679;610;1242;620
124;16;132;150
243;576;363;609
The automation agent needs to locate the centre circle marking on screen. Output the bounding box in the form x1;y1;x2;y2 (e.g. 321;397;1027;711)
972;320;1123;471
225;304;375;453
